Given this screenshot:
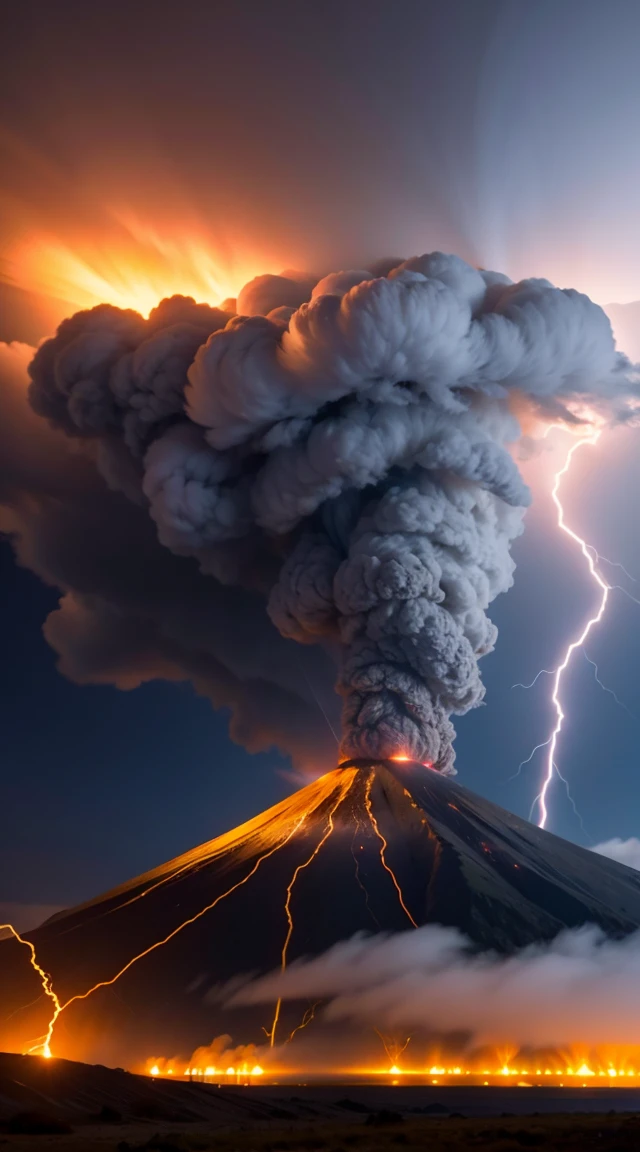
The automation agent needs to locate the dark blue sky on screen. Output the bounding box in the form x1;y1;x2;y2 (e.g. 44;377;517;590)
1;0;639;916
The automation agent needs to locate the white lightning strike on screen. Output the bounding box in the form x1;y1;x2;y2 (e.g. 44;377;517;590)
533;429;610;830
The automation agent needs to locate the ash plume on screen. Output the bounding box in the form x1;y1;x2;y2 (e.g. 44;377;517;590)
6;254;638;771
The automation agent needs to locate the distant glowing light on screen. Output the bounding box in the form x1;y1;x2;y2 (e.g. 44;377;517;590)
389;1064;401;1074
10;216;266;319
149;1064;160;1077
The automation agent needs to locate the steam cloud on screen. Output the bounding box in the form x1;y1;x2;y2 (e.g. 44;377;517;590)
231;923;640;1049
593;838;640;873
3;254;638;770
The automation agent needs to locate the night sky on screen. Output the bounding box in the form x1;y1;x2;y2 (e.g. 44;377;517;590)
1;0;639;924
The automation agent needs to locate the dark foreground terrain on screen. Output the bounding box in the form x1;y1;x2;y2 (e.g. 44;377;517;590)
2;1054;640;1151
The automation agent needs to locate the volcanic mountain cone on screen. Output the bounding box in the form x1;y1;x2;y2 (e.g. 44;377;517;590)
2;761;640;1069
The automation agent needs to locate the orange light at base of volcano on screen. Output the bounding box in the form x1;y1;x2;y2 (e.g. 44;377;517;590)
146;1055;640;1085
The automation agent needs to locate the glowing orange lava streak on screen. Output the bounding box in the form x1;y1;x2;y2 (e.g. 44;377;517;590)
0;924;60;1057
269;775;355;1048
374;1028;411;1065
285;1000;321;1045
42;814;308;1057
537;431;609;829
364;773;418;928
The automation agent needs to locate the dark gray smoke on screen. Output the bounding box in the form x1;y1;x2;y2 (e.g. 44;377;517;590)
26;254;637;770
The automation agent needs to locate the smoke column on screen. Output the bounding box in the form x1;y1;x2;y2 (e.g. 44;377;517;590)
23;254;638;770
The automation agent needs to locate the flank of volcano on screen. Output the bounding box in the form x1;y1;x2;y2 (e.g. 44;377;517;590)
2;760;640;1068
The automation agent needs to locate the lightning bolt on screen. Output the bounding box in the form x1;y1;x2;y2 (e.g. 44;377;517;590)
285;1000;322;1045
527;430;610;829
364;772;418;928
374;1028;411;1066
3;812;309;1060
268;772;355;1048
0;924;60;1058
4;764;420;1061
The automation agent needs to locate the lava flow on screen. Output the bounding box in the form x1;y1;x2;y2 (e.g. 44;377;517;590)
364;771;418;928
267;770;357;1047
0;762;424;1063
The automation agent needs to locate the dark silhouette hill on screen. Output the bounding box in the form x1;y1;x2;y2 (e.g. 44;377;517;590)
2;760;640;1069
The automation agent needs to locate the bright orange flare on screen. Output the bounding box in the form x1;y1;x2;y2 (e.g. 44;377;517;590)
0;923;60;1059
268;771;356;1048
364;773;418;928
9;216;266;319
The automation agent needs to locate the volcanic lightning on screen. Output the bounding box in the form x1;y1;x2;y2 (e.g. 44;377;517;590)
268;771;356;1047
519;430;611;829
3;810;310;1061
0;924;60;1058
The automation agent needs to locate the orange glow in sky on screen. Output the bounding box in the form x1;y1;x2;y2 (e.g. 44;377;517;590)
10;218;266;318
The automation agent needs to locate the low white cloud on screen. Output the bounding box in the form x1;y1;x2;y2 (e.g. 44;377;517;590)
592;838;640;873
232;923;640;1049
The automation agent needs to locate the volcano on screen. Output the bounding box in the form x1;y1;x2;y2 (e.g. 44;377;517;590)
2;760;640;1070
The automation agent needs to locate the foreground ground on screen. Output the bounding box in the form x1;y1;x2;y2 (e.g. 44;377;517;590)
3;1112;640;1152
2;1054;640;1150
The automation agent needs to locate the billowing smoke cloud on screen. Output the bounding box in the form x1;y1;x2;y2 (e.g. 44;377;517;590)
231;923;640;1049
0;340;340;774
593;838;640;873
7;254;639;770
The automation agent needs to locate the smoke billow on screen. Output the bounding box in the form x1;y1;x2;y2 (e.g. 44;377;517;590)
231;923;640;1050
9;253;638;770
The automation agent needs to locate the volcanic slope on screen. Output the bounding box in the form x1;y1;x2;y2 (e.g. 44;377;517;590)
2;761;640;1068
